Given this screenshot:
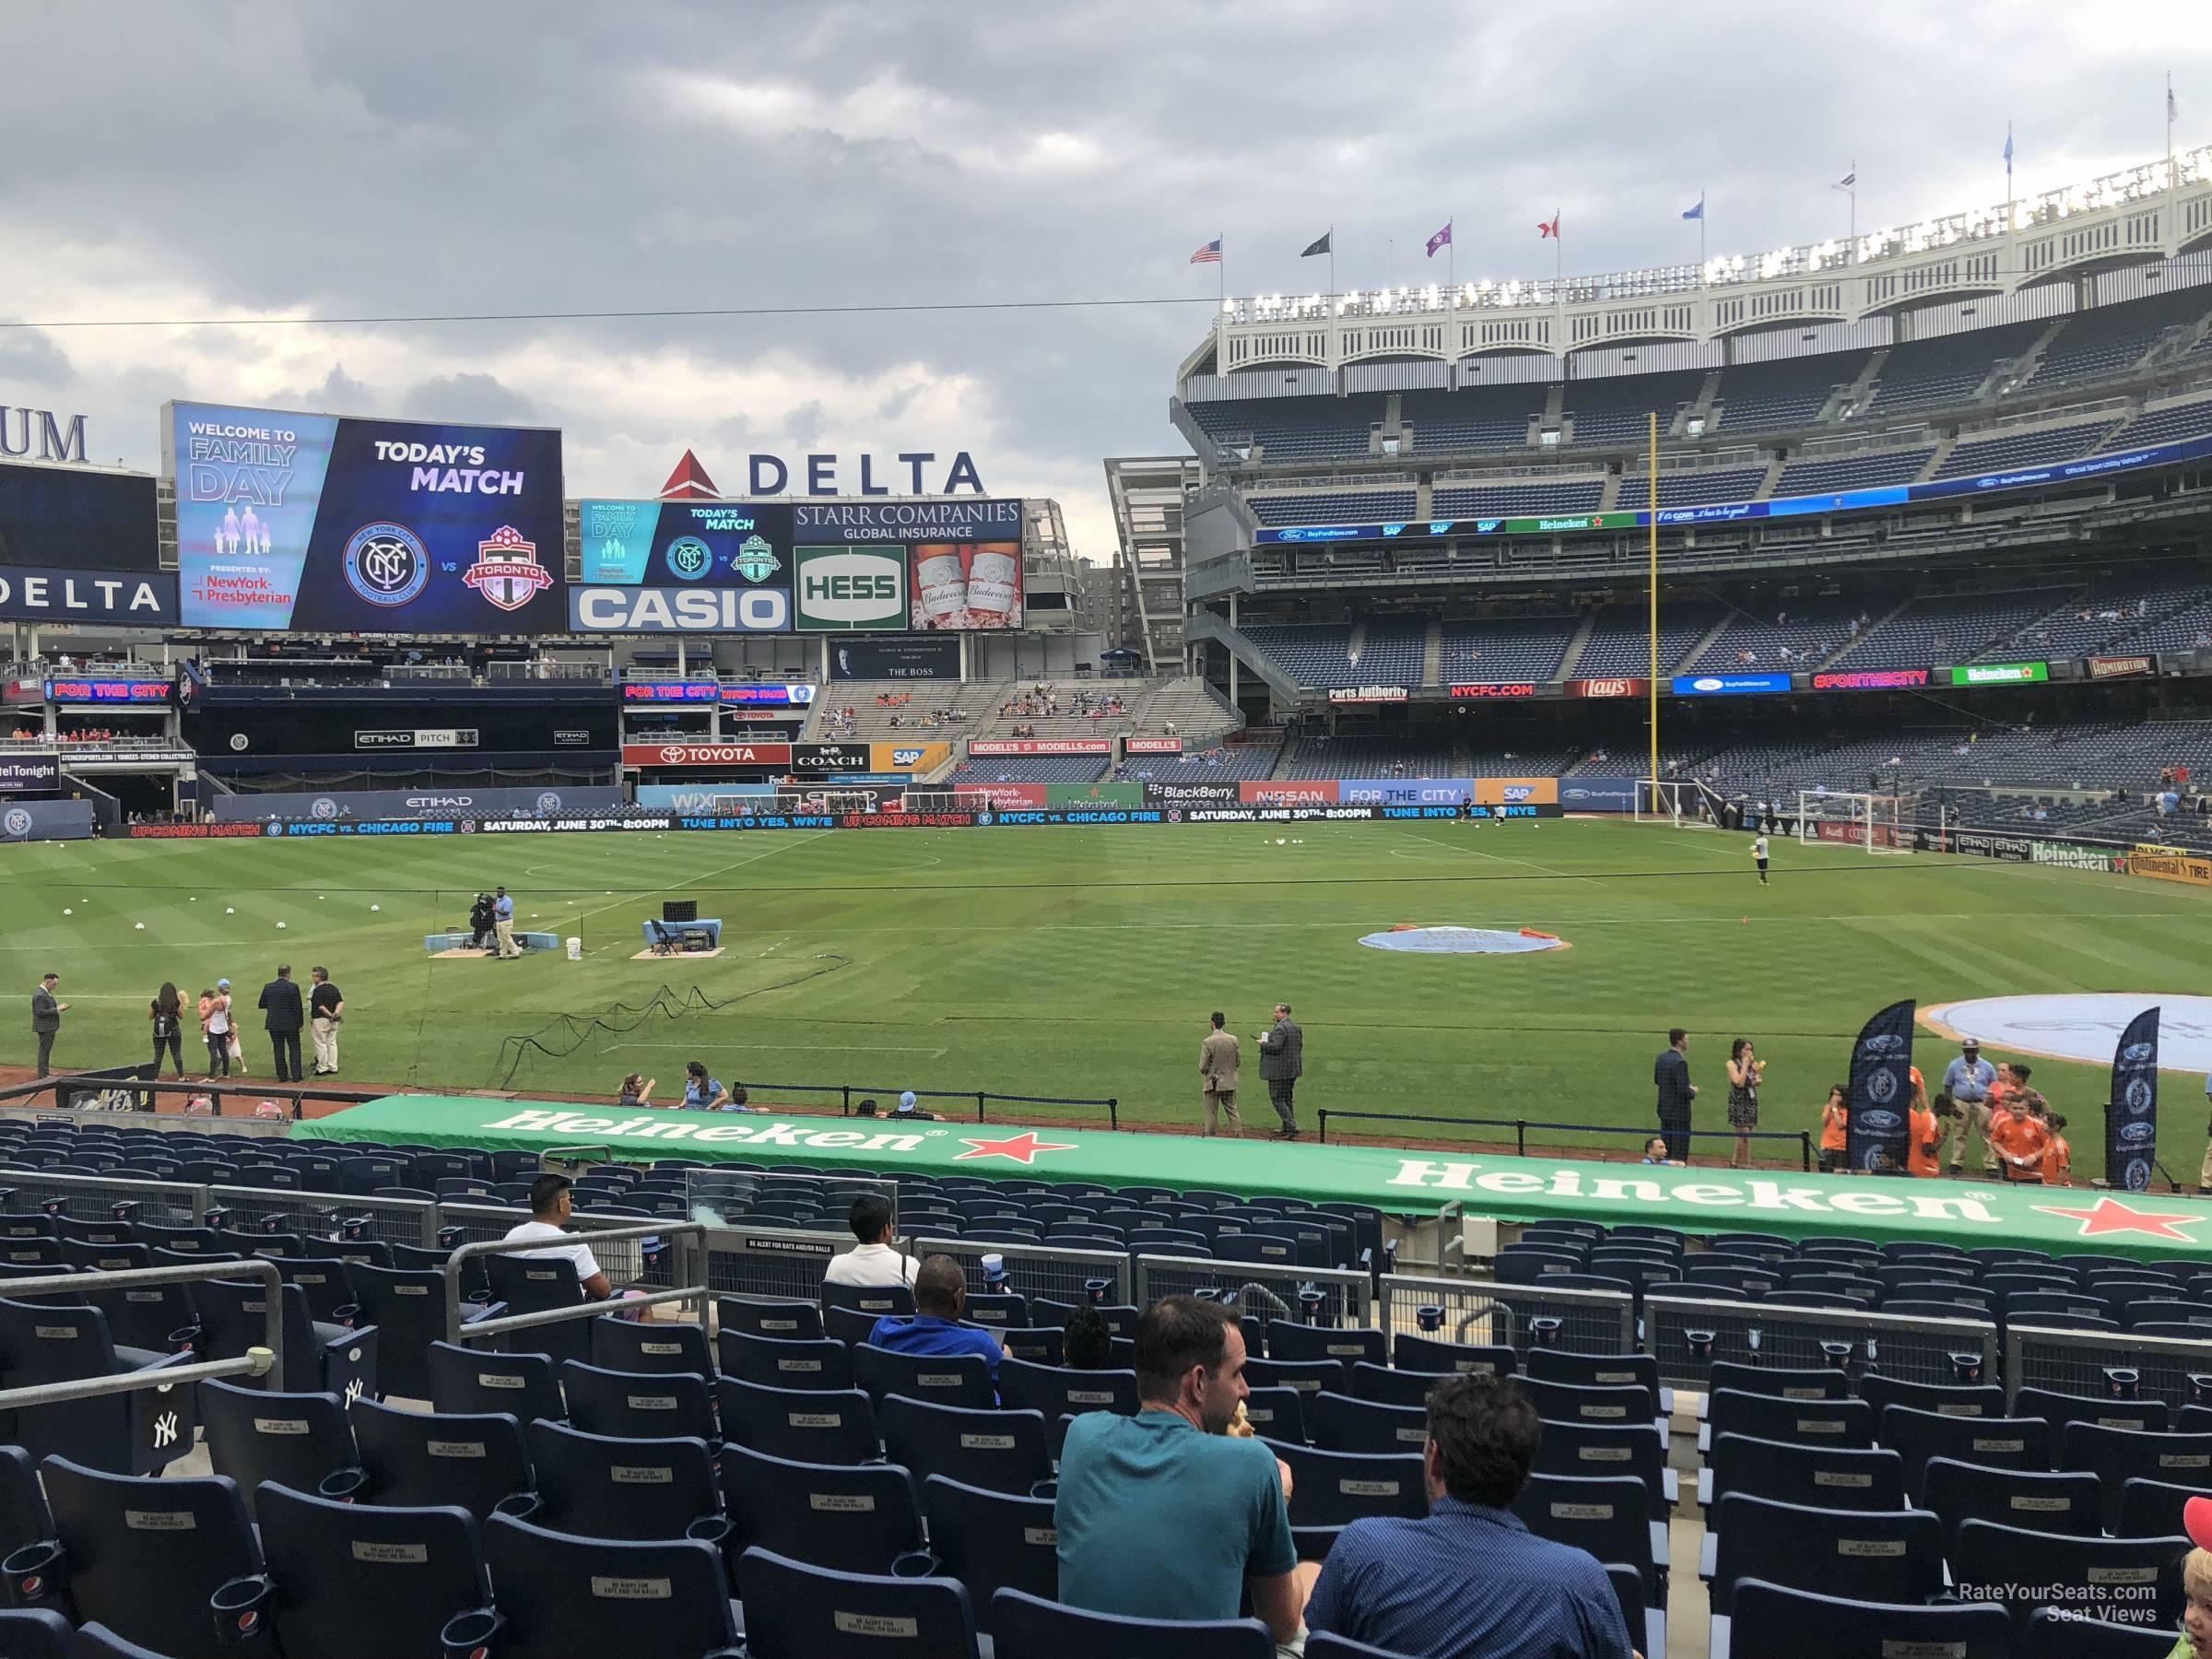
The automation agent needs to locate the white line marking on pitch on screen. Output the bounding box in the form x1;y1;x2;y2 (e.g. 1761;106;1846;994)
558;833;830;930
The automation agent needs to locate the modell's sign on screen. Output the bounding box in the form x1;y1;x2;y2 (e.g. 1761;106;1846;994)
1449;683;1535;700
1124;737;1182;754
2088;655;2154;680
969;739;1112;757
1326;685;1407;704
1566;678;1649;699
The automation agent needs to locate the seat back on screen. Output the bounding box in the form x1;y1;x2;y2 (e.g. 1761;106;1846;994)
1705;1360;1849;1400
921;1476;1057;1635
717;1378;880;1465
40;1457;261;1659
1265;1321;1385;1366
1707;1387;1874;1448
1510;1472;1655;1591
589;1315;712;1376
1857;1374;2005;1418
716;1296;824;1340
258;1482;491;1659
2060;1423;2212;1531
1520;1375;1659;1428
719;1441;925;1575
1728;1577;2013;1658
1307;1392;1429;1455
1265;1440;1425;1530
1524;1349;1662;1418
852;1342;995;1409
2012;1386;2167;1435
523;1419;718;1542
483;1254;593;1363
1529;1418;1669;1511
1240;1385;1308;1445
1706;1431;1905;1511
1950;1519;2186;1630
557;1359;717;1443
737;1545;978;1659
878;1396;1049;1496
1389;1333;1514;1375
820;1282;914;1323
426;1341;563;1423
0;1299;178;1474
718;1329;853;1393
0;1610;72;1659
350;1397;531;1522
1876;1406;2053;1500
988;1586;1272;1659
347;1265;452;1403
1707;1491;1943;1616
2115;1475;2203;1541
484;1513;737;1659
1919;1458;2102;1559
199;1379;359;1524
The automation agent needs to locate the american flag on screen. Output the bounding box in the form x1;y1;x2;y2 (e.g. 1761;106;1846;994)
1189;239;1222;265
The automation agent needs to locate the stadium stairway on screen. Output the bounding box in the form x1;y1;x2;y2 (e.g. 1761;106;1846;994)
1753;455;1785;500
1420;621;1442;688
1554;611;1598;679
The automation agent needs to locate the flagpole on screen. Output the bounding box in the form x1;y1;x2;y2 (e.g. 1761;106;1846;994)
2170;71;2178;191
1848;162;1856;259
1448;218;1455;293
1218;230;1225;306
2006;120;2015;233
1329;225;1336;304
1647;410;1660;799
1699;192;1706;282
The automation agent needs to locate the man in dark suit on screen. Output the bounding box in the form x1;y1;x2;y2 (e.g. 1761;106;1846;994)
1654;1027;1698;1162
1258;1002;1304;1141
30;972;65;1078
257;963;305;1083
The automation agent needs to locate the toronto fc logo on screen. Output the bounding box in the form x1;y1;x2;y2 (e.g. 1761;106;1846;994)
465;525;553;612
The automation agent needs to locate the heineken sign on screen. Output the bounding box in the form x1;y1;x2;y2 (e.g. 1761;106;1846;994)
1949;661;2049;686
297;1097;2204;1262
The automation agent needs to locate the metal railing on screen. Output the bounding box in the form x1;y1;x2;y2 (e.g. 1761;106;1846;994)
1134;1253;1371;1329
0;1072;383;1121
442;1222;709;1347
2006;1323;2212;1412
1642;1294;1997;1392
1381;1273;1636;1358
693;1223;875;1303
1316;1108;1814;1169
0;1258;286;1399
922;1238;1133;1309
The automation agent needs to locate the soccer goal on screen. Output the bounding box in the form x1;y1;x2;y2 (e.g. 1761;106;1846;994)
902;789;996;815
1635;779;1717;830
1797;790;1917;854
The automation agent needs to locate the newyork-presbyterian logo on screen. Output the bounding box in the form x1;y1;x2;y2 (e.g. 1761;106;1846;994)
465;525;554;612
954;1131;1078;1165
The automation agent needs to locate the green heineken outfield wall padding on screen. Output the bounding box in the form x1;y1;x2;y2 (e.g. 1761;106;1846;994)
294;1098;2209;1264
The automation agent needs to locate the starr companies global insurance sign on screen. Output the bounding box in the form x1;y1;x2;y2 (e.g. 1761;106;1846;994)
295;1099;2205;1262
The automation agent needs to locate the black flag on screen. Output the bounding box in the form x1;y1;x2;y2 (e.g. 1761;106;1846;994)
1845;999;1917;1174
1300;231;1333;257
2107;1006;2159;1194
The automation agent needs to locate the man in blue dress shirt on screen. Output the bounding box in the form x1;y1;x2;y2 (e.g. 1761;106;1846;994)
1305;1372;1636;1659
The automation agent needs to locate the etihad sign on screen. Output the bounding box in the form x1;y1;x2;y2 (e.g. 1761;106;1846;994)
1326;685;1408;704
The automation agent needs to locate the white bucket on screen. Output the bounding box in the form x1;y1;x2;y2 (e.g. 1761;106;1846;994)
566;936;582;960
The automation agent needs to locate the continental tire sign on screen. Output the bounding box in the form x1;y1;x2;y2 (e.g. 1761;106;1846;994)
2131;845;2212;886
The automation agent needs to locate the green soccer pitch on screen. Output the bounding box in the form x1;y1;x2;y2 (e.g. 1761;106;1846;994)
4;818;2207;1180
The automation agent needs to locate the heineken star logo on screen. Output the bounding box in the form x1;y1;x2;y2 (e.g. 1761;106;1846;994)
2031;1196;2202;1241
955;1131;1077;1165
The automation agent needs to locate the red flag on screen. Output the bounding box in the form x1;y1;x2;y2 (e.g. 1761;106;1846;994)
1537;214;1560;239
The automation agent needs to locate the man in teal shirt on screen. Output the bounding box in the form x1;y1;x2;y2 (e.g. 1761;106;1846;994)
1054;1295;1312;1645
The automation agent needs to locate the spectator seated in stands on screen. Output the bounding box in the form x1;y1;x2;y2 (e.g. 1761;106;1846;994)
1062;1302;1115;1370
1304;1373;1635;1659
824;1194;918;1289
1054;1294;1312;1647
504;1173;618;1301
867;1253;1006;1382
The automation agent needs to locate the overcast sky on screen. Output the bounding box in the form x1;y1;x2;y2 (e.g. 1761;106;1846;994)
3;1;2207;561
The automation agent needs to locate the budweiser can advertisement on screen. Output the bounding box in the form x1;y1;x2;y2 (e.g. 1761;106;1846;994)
912;545;969;626
962;543;1020;626
907;540;1024;630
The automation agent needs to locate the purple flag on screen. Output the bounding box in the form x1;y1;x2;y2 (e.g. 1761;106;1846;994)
1425;222;1453;258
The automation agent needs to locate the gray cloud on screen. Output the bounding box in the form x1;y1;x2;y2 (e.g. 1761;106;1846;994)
0;1;2206;559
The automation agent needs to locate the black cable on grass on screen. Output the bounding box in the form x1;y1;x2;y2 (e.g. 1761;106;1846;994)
491;957;852;1088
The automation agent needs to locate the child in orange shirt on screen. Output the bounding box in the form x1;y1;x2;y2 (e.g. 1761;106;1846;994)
2041;1113;2072;1187
1817;1084;1848;1173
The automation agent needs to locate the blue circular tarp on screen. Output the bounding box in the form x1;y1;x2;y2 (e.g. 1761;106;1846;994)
1358;926;1568;955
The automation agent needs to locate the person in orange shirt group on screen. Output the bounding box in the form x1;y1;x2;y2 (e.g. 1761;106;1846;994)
1986;1064;2054;1181
1906;1075;1942;1178
2041;1112;2073;1187
1817;1083;1849;1174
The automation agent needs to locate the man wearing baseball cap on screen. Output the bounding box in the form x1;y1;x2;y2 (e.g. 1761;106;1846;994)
1941;1037;1998;1176
892;1090;938;1123
2174;1496;2212;1656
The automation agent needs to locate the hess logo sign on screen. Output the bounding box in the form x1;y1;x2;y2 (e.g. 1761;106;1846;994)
795;549;904;631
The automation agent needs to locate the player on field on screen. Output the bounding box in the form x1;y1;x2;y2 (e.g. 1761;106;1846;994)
1750;830;1770;886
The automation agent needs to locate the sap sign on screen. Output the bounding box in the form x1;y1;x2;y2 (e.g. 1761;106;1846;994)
794;547;905;632
1671;672;1793;696
570;586;790;633
741;453;984;497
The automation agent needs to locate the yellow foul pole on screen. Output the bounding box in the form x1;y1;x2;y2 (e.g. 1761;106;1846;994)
1647;412;1660;794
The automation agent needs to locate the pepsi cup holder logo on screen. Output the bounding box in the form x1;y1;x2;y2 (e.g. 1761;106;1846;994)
311;797;339;820
665;536;713;581
342;523;430;606
1;808;30;839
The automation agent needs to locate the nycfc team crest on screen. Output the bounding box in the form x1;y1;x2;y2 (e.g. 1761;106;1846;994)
734;535;781;582
665;536;714;581
311;797;339;820
2;809;30;839
465;525;553;612
343;523;429;607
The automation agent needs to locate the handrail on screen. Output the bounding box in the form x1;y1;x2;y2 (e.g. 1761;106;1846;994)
0;1257;286;1390
441;1221;709;1347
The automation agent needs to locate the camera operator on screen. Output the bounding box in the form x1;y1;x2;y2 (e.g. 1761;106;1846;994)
468;892;496;951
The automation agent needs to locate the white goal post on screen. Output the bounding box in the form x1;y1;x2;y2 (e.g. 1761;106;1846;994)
1634;779;1717;829
1797;790;1918;854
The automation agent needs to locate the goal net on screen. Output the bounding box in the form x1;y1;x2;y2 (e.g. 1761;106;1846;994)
1797;790;1917;854
902;789;998;815
711;789;889;815
1635;779;1717;830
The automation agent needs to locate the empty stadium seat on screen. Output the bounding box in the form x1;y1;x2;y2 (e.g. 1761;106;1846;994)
716;1377;879;1465
350;1397;534;1521
1950;1519;2186;1631
1703;1492;1943;1618
526;1419;728;1559
199;1380;364;1522
483;1513;740;1659
1510;1472;1666;1606
1700;1432;1904;1512
1532;1418;1676;1510
2013;1386;2167;1435
0;1611;73;1659
0;1299;194;1475
1264;1441;1425;1531
1307;1392;1429;1455
715;1296;825;1340
852;1342;996;1409
256;1482;496;1659
1726;1577;2012;1659
558;1359;718;1444
1919;1457;2102;1558
718;1329;853;1393
993;1358;1137;1423
878;1395;1051;1496
426;1340;563;1422
1390;1333;1514;1375
990;1586;1274;1659
1701;1387;1873;1453
921;1475;1060;1635
719;1441;927;1575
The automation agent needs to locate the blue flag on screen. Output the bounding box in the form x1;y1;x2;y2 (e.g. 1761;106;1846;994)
1845;999;1917;1173
2107;1007;2159;1193
1682;195;1704;221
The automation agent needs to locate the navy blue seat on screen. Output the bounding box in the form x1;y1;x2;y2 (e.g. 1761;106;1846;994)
1307;1392;1429;1455
349;1398;532;1522
1728;1578;2011;1658
852;1341;996;1409
718;1329;853;1393
715;1297;824;1340
257;1482;495;1659
1000;1326;1065;1366
426;1340;563;1423
716;1378;879;1465
1240;1385;1308;1444
990;1586;1272;1659
2013;1387;2166;1435
1701;1387;1873;1453
347;1264;484;1403
484;1513;740;1659
1532;1418;1675;1510
1345;1361;1446;1409
1858;1374;2005;1418
820;1282;914;1324
1522;1375;1662;1430
1920;1458;2101;1559
1390;1333;1514;1375
2060;1423;2212;1530
1703;1361;1847;1401
2020;1607;2182;1655
558;1359;718;1443
720;1442;925;1575
1524;1349;1670;1418
194;1277;377;1401
1705;1492;1942;1616
0;1611;72;1659
738;1547;977;1659
921;1476;1059;1636
1265;1320;1386;1366
1701;1432;1904;1512
879;1395;1050;1496
35;1458;263;1659
524;1420;727;1565
1950;1520;2185;1630
2115;1476;2201;1539
199;1380;363;1523
483;1254;593;1364
0;1299;194;1475
1265;1441;1425;1531
1511;1472;1665;1606
587;1313;712;1376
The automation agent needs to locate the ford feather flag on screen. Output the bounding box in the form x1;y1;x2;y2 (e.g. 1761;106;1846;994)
1845;999;1916;1174
2107;1006;2159;1194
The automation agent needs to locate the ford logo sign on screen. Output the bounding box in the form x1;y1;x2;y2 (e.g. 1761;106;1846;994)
1693;677;1724;692
1856;1109;1902;1133
2119;1121;2156;1145
2121;1042;2156;1062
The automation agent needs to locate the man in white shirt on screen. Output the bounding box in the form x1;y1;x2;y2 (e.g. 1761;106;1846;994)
502;1174;616;1300
823;1194;917;1288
